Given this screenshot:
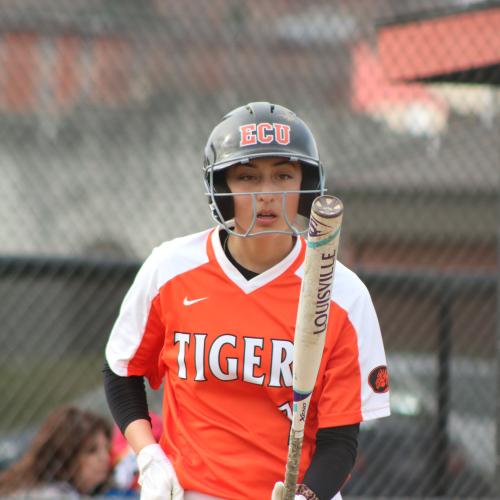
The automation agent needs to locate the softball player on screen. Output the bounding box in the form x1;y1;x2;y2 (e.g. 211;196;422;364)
104;102;390;500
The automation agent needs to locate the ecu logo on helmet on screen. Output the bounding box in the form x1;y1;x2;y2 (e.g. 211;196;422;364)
239;123;291;147
368;365;389;393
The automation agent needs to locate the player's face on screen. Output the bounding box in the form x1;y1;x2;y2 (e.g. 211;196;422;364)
73;430;111;494
225;157;302;235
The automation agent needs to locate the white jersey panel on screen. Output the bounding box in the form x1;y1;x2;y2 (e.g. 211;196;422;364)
105;229;211;376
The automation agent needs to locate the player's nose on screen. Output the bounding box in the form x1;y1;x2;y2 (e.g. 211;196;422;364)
256;177;276;201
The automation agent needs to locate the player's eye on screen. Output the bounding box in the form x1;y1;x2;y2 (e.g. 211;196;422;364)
237;174;257;181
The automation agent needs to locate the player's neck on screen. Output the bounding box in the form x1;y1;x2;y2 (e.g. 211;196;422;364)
227;233;296;273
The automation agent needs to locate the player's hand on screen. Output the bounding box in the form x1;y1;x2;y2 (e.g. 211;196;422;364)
137;443;184;500
271;481;307;500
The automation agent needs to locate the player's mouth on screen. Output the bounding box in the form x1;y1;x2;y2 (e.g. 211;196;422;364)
256;210;278;226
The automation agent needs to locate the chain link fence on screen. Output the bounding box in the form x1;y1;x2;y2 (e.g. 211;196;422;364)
0;1;498;498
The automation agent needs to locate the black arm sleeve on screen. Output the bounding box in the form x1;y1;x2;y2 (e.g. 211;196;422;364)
103;361;151;434
302;424;359;500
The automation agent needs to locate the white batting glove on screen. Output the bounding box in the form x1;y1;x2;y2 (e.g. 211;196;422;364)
271;481;307;500
137;443;184;500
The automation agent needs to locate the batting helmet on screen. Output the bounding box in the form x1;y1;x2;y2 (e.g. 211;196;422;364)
203;102;325;235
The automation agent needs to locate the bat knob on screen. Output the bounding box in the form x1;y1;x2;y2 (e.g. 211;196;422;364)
312;195;343;218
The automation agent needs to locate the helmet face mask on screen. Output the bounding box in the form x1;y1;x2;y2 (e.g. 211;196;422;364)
203;102;326;237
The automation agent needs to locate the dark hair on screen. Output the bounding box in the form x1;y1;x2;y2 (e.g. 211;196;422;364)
0;405;112;495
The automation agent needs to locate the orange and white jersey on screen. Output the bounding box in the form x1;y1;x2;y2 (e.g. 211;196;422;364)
106;227;390;500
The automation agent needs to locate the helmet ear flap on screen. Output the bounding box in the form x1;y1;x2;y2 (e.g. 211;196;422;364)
298;192;315;218
216;196;234;221
298;164;323;217
212;170;234;221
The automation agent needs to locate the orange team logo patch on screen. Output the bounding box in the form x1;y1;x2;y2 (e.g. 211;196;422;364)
368;365;389;393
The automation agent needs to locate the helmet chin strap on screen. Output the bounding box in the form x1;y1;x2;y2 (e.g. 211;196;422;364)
209;191;309;237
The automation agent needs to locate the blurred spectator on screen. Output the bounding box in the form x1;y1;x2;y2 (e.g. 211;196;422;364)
0;405;112;498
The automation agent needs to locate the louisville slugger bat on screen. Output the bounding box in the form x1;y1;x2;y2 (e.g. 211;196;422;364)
283;194;344;500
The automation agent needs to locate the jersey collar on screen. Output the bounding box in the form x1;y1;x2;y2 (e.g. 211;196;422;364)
209;227;303;294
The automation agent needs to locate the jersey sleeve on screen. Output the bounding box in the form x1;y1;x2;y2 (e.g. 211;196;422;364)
105;248;165;389
317;281;390;427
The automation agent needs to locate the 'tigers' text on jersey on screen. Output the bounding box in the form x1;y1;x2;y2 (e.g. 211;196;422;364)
175;333;294;387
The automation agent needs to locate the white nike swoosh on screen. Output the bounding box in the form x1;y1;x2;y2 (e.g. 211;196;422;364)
183;297;208;306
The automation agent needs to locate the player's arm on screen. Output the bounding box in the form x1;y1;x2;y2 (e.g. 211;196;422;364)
300;424;359;499
103;362;151;437
275;424;358;500
103;363;183;500
104;247;184;500
104;246;167;438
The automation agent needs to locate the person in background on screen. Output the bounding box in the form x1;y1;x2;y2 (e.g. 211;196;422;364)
0;405;112;498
